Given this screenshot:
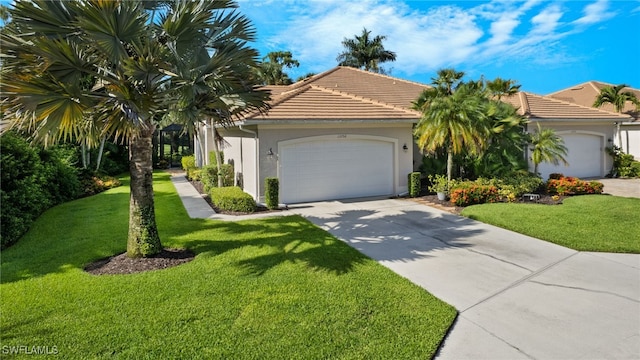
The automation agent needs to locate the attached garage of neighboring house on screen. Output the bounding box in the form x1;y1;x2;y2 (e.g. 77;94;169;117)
196;66;427;204
504;92;631;180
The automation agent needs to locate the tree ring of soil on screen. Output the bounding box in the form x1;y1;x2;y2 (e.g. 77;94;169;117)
84;248;195;275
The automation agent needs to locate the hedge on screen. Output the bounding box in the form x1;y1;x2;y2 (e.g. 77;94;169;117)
546;176;603;196
408;172;421;198
209;187;256;213
200;164;234;192
265;177;279;209
449;184;500;207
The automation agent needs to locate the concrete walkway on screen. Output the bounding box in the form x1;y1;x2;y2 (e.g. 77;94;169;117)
169;173;640;359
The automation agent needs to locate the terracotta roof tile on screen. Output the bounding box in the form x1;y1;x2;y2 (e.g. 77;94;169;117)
243;66;428;123
503;91;632;121
548;81;640;120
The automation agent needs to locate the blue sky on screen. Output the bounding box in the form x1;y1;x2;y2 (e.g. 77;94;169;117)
237;0;640;94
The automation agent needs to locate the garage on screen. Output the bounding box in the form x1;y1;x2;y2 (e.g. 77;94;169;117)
537;132;604;180
279;136;395;203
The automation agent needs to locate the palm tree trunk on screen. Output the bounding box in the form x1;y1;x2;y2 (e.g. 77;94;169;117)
127;127;162;258
211;124;224;188
95;136;106;172
447;148;453;183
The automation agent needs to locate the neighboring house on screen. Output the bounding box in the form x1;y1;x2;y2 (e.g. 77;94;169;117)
196;66;427;204
548;81;640;160
503;91;632;180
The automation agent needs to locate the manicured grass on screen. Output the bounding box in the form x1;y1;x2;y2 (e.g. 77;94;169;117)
0;172;456;359
461;195;640;253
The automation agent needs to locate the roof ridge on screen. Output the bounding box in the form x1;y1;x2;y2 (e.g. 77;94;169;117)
524;91;632;119
311;85;421;115
518;92;530;116
546;81;593;96
336;66;430;87
287;67;341;90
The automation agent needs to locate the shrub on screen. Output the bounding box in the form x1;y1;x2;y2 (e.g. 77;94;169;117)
209;151;224;166
548;173;564;180
606;146;639;178
473;172;544;201
265;177;279;209
78;169;122;197
427;174;449;193
181;155;197;180
546;175;603;196
449;182;500;207
200;164;234;192
210;186;256;213
408;172;421;198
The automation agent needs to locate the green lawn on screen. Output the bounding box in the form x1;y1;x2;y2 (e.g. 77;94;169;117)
461;195;640;253
0;172;456;359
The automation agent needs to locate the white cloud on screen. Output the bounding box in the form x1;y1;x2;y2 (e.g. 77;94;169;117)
574;0;616;25
250;0;623;80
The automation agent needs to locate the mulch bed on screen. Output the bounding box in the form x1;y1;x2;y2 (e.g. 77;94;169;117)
412;194;564;215
85;248;195;275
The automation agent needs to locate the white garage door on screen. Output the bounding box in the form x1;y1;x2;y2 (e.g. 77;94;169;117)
279;137;394;203
538;133;603;180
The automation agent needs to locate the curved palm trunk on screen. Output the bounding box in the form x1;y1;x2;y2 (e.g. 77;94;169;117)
446;148;453;183
127;127;162;258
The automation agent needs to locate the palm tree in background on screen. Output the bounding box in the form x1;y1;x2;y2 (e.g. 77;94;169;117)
529;124;568;176
593;84;640;149
486;77;521;101
256;51;300;85
1;0;269;257
336;28;396;73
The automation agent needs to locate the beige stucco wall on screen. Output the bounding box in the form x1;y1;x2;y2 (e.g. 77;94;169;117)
529;121;616;177
214;123;414;201
620;124;640;160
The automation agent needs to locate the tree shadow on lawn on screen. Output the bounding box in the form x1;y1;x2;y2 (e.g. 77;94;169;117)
179;215;370;276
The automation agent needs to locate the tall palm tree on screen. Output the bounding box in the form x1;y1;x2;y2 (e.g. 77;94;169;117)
336;28;396;73
1;0;269;257
413;79;490;182
529;124;568;175
593;84;640;148
256;51;300;85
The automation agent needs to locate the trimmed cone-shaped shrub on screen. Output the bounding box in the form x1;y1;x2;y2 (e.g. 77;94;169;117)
408;172;421;198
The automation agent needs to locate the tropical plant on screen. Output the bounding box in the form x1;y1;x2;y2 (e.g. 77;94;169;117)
528;124;568;176
593;84;640;147
336;28;396;73
1;0;269;257
486;77;521;100
413;69;490;182
256;51;300;85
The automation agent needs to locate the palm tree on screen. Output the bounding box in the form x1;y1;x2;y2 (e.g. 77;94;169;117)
336;28;396;73
256;51;300;85
486;77;521;101
413;77;490;182
1;0;269;258
593;84;640;148
529;124;568;175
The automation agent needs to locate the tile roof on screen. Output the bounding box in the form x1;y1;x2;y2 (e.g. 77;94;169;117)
244;66;428;123
548;81;640;120
503;91;632;121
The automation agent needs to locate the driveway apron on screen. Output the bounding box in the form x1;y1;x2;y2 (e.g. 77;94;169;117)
289;198;640;359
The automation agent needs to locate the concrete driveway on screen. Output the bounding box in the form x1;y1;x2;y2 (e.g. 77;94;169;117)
596;178;640;198
289;198;640;359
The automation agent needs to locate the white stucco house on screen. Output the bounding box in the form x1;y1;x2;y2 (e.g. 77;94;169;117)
194;67;633;204
547;81;640;161
195;66;427;204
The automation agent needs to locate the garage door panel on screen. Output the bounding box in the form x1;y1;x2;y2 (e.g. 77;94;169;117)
280;138;394;203
538;133;603;180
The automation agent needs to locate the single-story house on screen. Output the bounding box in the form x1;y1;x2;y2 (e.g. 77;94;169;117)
196;66;427;204
503;91;631;180
547;81;640;160
195;67;632;204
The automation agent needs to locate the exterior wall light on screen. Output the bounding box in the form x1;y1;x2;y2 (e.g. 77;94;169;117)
267;148;274;157
402;144;408;152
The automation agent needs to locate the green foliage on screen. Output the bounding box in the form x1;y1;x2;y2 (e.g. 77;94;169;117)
408;172;421;197
181;155;197;180
337;27;396;73
427;174;449;193
200;164;234;192
546;176;604;196
208;151;224;166
265;177;279;209
462;195;640;253
607;146;640;178
449;183;500;206
210;186;256;213
78;169;122;197
0;132;85;248
0;173;456;358
473;172;544;201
